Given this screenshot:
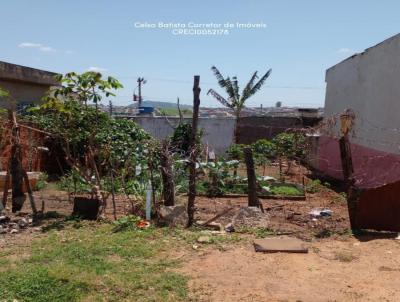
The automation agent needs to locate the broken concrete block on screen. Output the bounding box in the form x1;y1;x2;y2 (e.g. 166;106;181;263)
18;218;29;228
159;205;188;227
253;237;309;253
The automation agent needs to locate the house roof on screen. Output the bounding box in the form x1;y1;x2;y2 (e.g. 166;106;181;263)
0;61;59;86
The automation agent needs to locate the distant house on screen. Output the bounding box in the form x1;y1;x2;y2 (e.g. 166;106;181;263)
0;61;59;112
311;33;400;189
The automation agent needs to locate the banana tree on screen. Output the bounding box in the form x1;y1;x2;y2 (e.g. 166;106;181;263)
207;66;272;143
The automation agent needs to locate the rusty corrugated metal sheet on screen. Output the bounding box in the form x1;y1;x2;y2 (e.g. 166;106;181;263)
355;181;400;232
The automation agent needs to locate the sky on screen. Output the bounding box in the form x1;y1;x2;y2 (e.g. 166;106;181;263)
1;0;399;108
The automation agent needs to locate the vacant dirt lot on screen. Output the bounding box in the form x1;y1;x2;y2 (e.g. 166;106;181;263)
180;236;400;302
2;165;399;301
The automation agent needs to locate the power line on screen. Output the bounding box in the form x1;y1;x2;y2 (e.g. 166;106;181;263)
112;75;325;90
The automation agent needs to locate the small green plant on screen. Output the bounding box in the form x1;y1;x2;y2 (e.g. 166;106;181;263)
306;179;322;193
334;250;355;262
315;229;332;238
35;172;49;191
112;215;142;232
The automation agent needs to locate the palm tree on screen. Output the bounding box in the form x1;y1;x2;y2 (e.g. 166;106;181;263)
207;66;272;144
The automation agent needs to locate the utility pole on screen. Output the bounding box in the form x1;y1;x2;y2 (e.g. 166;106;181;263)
137;77;146;107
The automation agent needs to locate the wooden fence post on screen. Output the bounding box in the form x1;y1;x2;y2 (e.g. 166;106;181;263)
244;147;261;208
187;75;200;227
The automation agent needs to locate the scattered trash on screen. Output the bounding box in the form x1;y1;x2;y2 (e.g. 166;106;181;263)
137;220;150;229
224;223;235;233
253;237;309;253
309;208;333;218
259;176;276;181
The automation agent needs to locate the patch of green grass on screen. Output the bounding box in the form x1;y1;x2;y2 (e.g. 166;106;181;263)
0;268;88;302
270;185;303;196
0;221;189;301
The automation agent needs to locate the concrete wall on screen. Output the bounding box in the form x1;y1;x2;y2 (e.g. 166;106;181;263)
0;80;50;108
238;116;303;144
314;33;400;188
0;61;59;109
324;33;400;155
131;116;235;154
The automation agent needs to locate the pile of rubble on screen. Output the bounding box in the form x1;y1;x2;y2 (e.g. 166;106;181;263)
0;214;35;234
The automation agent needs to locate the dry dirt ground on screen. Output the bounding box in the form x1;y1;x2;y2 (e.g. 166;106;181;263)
179;236;400;302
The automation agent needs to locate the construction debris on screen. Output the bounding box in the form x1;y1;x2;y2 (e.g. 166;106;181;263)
159;205;188;227
309;208;333;218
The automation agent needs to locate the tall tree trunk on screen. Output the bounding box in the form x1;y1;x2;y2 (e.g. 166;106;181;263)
11;143;26;212
160;140;175;206
9;111;26;212
234;110;241;144
244;147;260;208
187;76;201;227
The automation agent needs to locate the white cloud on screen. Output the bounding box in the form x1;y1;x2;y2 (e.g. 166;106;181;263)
337;48;354;54
18;42;42;48
87;66;108;72
18;42;75;54
18;42;56;52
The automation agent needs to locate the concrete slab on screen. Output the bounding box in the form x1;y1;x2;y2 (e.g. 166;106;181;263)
253;237;309;253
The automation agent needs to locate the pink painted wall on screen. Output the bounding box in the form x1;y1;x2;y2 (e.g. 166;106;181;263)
316;135;400;189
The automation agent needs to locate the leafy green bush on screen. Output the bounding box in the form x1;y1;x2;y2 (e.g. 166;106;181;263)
170;123;202;157
251;139;275;158
57;171;91;193
226;143;245;160
272;132;307;160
